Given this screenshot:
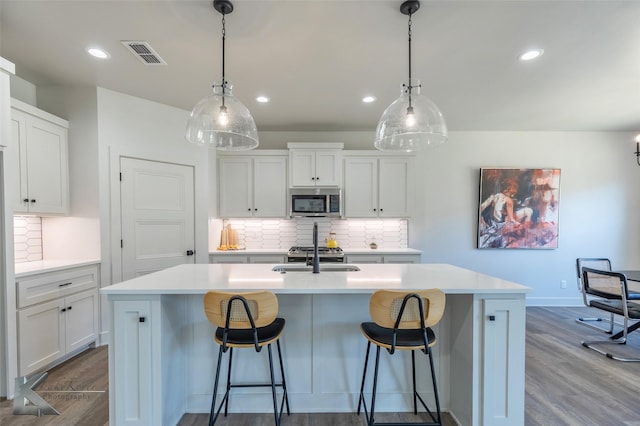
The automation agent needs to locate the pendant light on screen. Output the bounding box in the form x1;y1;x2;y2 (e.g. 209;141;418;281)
374;0;447;152
185;0;259;150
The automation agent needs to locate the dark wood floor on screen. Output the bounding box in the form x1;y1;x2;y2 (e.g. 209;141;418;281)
2;307;640;425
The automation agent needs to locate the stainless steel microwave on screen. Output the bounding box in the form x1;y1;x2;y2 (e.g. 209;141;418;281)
289;188;342;218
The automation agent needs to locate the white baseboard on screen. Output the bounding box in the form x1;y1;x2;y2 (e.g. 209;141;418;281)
526;297;584;307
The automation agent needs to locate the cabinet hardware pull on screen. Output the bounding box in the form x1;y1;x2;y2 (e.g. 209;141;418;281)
373;208;377;212
67;306;72;311
30;199;36;203
23;198;29;203
186;250;194;256
311;177;315;180
58;282;73;287
139;317;146;323
488;315;496;321
61;308;66;312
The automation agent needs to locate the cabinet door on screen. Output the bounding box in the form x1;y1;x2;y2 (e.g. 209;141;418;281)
113;300;153;425
209;254;249;263
344;158;377;218
315;150;341;186
345;254;382;263
11;110;29;211
253;157;287;217
248;254;286;264
218;157;252;217
17;299;65;376
383;254;421;263
64;290;98;353
25;116;69;214
289;150;317;186
378;158;411;218
482;298;526;425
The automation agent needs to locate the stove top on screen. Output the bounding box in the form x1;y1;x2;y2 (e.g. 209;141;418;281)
287;246;344;263
288;246;343;255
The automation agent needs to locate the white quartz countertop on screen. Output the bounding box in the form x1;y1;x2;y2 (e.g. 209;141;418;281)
15;259;100;277
101;263;529;295
209;248;422;255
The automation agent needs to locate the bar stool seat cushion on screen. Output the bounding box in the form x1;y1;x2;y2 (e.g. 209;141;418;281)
215;318;286;345
361;322;436;348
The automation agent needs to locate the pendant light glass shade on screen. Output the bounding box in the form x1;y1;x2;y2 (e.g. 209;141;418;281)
185;0;258;151
186;83;259;150
374;82;447;152
374;0;447;152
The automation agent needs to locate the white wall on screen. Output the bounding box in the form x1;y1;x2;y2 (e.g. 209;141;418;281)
37;87;101;260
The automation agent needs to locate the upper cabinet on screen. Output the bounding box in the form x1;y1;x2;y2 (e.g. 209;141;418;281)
218;154;287;218
288;143;343;187
11;99;69;215
344;155;413;218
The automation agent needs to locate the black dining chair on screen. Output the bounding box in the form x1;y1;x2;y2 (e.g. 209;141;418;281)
580;267;640;362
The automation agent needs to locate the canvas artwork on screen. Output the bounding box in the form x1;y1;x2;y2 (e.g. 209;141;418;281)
478;168;560;249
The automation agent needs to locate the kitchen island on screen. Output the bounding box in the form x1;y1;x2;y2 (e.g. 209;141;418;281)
102;263;530;426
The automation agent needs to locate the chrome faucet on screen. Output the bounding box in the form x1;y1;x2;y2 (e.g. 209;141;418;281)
308;222;320;273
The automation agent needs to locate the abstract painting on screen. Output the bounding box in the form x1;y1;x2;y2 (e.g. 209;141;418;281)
478;168;560;249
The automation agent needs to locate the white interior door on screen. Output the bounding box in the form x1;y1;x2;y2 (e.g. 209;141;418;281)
120;157;195;280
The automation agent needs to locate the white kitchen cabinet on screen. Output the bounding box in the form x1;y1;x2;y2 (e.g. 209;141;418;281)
345;253;421;264
210;253;286;264
16;264;99;376
344;156;412;218
289;148;342;187
112;299;154;425
11;98;69;215
481;298;525;425
218;156;287;218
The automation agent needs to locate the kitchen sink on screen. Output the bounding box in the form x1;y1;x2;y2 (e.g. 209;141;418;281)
272;264;360;273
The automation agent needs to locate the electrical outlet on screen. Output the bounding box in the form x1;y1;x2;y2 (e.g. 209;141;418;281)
561;280;567;289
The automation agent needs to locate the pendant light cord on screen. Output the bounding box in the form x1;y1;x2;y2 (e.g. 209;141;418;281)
220;13;227;108
408;12;412;92
407;11;413;110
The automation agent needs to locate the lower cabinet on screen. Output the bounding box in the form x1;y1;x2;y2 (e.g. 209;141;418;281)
209;253;286;264
481;298;525;425
112;299;154;426
345;253;421;264
16;264;99;376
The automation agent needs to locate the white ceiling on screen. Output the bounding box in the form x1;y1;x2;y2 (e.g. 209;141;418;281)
1;0;639;133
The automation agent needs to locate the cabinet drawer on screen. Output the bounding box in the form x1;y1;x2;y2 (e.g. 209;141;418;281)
17;265;99;309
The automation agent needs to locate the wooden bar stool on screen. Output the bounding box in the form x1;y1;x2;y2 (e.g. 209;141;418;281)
357;289;446;426
203;290;290;426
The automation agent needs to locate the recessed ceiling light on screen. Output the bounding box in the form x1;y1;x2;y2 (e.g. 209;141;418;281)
518;49;544;62
87;47;110;59
362;96;376;103
256;96;270;103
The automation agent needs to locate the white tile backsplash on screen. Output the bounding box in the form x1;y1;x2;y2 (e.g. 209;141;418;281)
218;218;408;249
14;216;43;263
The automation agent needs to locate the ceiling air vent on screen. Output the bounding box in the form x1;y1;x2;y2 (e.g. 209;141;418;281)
121;41;167;66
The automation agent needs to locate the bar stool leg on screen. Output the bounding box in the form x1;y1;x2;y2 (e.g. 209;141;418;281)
224;347;233;416
427;347;442;425
276;340;290;415
369;346;382;426
267;344;280;426
357;342;372;415
411;350;417;414
209;346;224;426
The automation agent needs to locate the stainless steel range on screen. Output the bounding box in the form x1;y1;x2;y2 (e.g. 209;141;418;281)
287;246;345;263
